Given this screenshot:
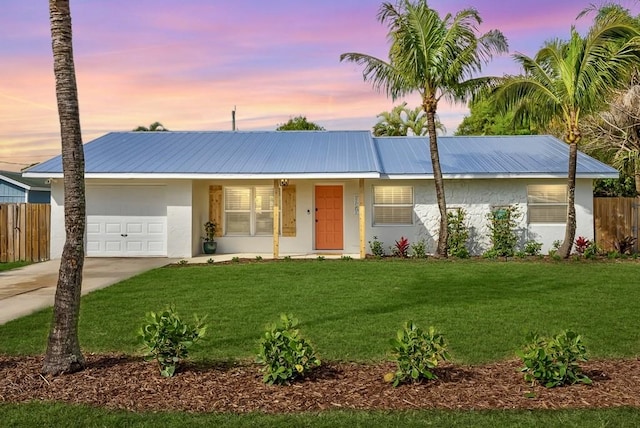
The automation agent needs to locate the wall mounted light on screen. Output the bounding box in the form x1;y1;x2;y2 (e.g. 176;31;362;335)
280;178;289;187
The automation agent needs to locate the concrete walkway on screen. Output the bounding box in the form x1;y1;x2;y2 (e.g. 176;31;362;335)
0;258;173;325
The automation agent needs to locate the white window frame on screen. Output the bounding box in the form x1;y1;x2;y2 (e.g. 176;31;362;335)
372;185;414;226
224;186;274;236
527;184;568;224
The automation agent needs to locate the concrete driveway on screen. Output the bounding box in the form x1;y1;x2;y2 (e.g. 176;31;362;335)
0;258;172;325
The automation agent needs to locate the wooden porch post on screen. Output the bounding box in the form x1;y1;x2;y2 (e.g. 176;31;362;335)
273;179;280;259
359;178;366;259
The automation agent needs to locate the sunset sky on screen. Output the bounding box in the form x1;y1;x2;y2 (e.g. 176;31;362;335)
1;0;639;171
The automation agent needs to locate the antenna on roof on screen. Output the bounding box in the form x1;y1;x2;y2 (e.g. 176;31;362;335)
232;106;236;131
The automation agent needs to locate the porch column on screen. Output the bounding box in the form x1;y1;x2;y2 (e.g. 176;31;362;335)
359;178;366;259
273;179;280;259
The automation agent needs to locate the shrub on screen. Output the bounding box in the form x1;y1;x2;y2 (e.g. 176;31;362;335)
317;255;325;261
389;321;450;387
583;241;600;259
523;240;542;256
257;314;321;385
517;330;591;388
574;236;591;255
255;255;263;261
486;206;521;258
393;236;410;258
447;209;470;258
207;258;214;264
410;239;427;258
614;235;637;255
369;236;385;257
139;306;207;377
341;255;352;261
231;256;240;263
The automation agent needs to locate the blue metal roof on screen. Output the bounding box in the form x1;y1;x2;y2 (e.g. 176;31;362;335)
27;131;379;176
374;135;618;178
26;131;617;178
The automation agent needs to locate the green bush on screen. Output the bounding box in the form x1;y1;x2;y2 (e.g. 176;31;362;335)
524;240;542;256
517;330;591;388
257;314;321;385
447;209;470;258
369;236;385;257
486;206;521;258
139;306;207;377
389;321;450;387
583;242;601;259
410;239;427;258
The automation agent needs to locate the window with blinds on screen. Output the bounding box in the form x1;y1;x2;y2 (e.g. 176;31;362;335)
373;186;413;225
225;187;273;235
527;185;567;223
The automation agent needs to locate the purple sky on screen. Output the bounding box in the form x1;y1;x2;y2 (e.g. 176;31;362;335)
1;0;639;170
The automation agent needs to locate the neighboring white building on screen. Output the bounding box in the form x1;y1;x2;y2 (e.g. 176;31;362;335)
24;131;617;259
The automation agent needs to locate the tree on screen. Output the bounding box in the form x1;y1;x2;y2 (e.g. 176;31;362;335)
341;0;507;256
276;116;325;131
133;121;169;131
583;73;640;194
492;7;640;258
42;0;86;375
373;102;445;136
455;97;534;135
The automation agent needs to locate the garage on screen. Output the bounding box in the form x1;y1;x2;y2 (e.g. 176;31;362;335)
85;185;167;257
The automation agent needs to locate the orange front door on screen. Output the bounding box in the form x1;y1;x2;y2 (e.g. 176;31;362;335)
315;186;343;250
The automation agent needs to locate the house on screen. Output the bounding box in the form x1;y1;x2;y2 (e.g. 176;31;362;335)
23;131;617;259
0;170;51;203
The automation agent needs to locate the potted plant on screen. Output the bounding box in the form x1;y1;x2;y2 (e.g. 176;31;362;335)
202;221;217;254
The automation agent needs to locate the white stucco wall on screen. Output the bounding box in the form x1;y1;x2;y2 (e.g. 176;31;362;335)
48;179;193;259
365;178;595;255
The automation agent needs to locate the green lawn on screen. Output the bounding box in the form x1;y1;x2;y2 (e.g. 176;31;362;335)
1;259;639;365
0;261;30;272
1;403;640;427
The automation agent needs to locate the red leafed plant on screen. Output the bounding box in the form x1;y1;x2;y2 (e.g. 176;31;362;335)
394;237;410;258
574;236;591;255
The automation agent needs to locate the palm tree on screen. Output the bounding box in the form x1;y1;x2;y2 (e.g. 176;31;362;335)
133;121;169;131
493;7;640;258
341;0;507;256
373;103;409;136
373;103;445;136
42;0;86;375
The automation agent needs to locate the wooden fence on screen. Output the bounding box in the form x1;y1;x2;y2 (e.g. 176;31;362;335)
593;197;639;252
0;203;50;262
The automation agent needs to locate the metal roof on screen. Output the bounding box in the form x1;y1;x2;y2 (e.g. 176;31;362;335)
374;135;618;178
25;132;617;179
26;131;379;178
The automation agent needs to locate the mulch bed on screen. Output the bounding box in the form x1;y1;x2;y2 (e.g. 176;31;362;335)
1;354;640;413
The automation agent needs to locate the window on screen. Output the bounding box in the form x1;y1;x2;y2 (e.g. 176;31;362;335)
373;186;413;225
527;185;567;223
225;187;274;235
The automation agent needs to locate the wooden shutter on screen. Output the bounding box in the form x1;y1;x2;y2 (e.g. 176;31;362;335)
209;185;223;237
282;185;296;237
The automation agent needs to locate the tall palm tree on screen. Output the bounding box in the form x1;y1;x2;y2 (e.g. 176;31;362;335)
493;7;640;258
341;0;507;256
42;0;86;375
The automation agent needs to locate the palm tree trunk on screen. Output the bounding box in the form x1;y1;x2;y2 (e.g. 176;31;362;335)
424;102;448;257
558;142;578;259
42;0;86;376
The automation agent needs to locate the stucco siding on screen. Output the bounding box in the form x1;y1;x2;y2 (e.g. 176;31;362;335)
365;178;594;255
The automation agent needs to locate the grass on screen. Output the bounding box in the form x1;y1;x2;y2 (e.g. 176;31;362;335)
0;261;30;272
2;402;640;427
1;259;639;364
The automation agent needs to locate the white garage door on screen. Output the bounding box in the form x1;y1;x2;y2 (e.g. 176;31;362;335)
86;185;167;257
